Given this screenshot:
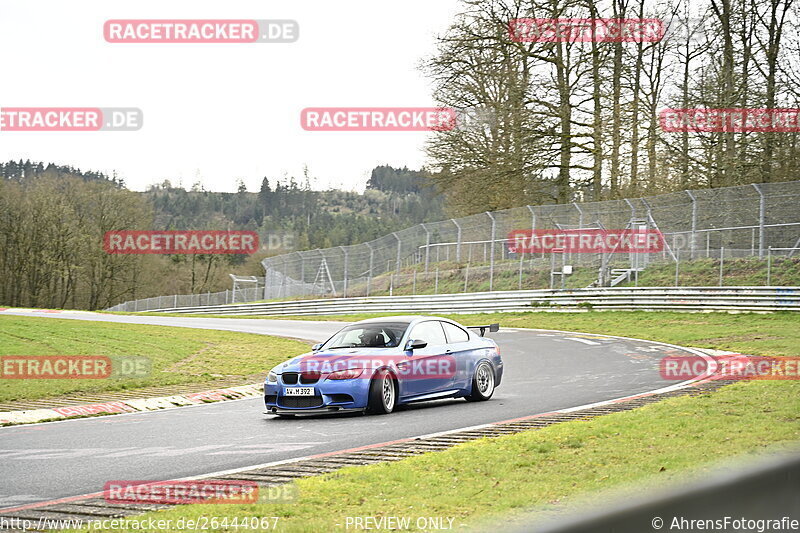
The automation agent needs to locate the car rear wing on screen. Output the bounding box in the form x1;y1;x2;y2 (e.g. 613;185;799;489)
467;323;500;337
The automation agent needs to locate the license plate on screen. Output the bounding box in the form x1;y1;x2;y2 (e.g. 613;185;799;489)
284;387;314;396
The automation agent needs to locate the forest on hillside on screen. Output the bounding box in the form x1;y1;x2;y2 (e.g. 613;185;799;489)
0;161;443;309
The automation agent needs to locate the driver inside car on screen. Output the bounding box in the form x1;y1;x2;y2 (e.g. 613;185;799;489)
358;330;387;348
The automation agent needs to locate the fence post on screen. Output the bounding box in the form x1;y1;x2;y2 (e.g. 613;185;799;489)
367;243;374;297
389;273;394;296
675;248;680;287
486;212;496;291
686;190;697;259
422;224;430;273
434;267;439;294
412;269;417;294
527;205;537;267
767;247;772;286
452;219;462;263
752;183;765;258
340;246;348;298
464;263;469;293
174;294;178;308
518;250;524;290
393;232;401;273
719;246;725;286
299;253;306;291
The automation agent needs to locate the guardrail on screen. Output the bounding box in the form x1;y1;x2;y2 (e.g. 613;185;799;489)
140;286;800;315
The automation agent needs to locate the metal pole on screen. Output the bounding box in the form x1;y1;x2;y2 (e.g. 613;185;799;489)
527;205;537;267
413;269;417;294
280;259;286;299
434;267;439;294
299;253;305;293
393;232;402;273
389;273;393;296
686;190;697;259
452;219;462;263
573;202;584;228
767;247;772;286
464;263;469;293
518;249;524;290
753;183;765;258
268;260;272;300
366;243;374;297
719;246;724;286
339;246;348;298
486;212;496;291
422;224;430;273
675;248;680;287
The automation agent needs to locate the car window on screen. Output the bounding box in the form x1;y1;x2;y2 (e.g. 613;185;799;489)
441;322;469;343
323;323;407;349
409;321;447;347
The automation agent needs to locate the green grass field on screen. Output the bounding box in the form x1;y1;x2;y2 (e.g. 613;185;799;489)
0;316;309;403
60;310;800;532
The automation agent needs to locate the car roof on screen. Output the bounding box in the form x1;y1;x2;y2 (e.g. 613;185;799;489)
353;315;451;326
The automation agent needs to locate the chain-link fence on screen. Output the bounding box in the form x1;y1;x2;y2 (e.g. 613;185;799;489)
262;181;800;299
107;181;800;311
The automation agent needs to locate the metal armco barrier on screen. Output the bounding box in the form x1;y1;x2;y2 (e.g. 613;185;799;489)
142;286;800;315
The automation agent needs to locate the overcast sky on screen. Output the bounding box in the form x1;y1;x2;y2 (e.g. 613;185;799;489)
0;0;462;192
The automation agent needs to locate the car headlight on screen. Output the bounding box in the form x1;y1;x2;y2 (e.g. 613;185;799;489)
267;371;278;383
326;368;364;380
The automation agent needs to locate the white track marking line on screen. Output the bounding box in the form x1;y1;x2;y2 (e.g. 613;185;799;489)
564;337;602;345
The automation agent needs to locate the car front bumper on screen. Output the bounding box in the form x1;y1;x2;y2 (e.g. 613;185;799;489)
264;376;372;413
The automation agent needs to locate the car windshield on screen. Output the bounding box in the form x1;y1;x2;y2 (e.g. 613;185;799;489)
322;322;408;349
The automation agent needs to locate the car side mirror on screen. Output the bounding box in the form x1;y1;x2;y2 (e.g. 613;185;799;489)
404;339;427;351
312;343;322;352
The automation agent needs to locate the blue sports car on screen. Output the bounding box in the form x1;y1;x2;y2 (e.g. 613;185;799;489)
264;316;502;416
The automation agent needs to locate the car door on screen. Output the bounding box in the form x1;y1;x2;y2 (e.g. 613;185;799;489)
399;320;453;397
439;321;474;389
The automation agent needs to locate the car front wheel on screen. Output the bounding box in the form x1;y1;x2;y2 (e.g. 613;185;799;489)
367;369;396;414
465;361;495;402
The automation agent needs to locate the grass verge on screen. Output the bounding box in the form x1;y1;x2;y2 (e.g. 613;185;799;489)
60;311;800;532
0;315;309;403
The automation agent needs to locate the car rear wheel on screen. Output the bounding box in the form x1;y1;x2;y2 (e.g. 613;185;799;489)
367;369;396;414
465;361;495;402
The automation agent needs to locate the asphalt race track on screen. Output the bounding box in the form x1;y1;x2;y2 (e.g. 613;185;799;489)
0;310;689;509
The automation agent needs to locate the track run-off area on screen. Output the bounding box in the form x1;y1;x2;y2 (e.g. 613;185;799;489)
0;309;706;510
